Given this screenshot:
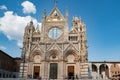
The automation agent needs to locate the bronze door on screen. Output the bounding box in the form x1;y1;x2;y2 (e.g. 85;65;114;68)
49;63;58;79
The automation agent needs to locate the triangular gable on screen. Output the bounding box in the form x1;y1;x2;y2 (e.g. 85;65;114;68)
69;27;78;34
31;42;43;53
47;41;61;51
64;42;79;53
33;26;41;35
47;7;65;21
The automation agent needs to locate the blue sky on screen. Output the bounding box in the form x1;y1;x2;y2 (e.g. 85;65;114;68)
0;0;120;61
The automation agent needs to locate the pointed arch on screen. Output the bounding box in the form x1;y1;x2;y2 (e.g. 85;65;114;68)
47;42;62;51
31;42;44;54
46;49;61;61
30;50;42;62
64;49;79;62
64;43;79;53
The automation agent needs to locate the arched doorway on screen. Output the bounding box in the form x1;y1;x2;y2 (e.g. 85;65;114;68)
47;50;60;79
32;54;41;79
99;64;109;79
92;64;97;72
92;64;98;79
64;49;78;79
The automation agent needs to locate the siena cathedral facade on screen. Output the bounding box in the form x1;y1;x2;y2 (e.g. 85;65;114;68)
19;5;120;80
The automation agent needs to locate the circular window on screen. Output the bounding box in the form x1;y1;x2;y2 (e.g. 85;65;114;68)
48;27;62;39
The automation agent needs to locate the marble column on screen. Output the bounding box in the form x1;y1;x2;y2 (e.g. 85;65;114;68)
97;64;100;79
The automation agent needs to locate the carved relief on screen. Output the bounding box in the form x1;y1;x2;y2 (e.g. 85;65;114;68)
67;54;74;62
34;55;41;63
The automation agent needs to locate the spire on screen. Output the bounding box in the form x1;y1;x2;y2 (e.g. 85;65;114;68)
54;0;57;7
66;8;68;16
30;20;33;25
43;9;46;17
36;24;39;31
42;9;46;21
66;8;68;20
33;24;40;35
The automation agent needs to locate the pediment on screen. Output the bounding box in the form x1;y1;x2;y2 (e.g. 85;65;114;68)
47;42;61;51
64;42;79;53
33;29;40;35
69;27;78;34
47;7;65;21
31;42;43;53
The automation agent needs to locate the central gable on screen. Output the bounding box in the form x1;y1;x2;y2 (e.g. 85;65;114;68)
47;7;65;21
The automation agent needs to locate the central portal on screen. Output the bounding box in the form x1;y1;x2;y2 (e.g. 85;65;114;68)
49;63;58;79
68;66;74;79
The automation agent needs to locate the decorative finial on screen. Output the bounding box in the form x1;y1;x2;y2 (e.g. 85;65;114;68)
66;7;68;17
36;24;39;30
43;9;46;17
30;19;33;25
54;0;57;7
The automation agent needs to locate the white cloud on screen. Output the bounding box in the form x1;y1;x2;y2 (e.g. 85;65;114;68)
0;46;6;50
0;5;7;10
21;1;36;14
0;11;41;48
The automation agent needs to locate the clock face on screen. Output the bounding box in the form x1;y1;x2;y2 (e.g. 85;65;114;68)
48;27;62;39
